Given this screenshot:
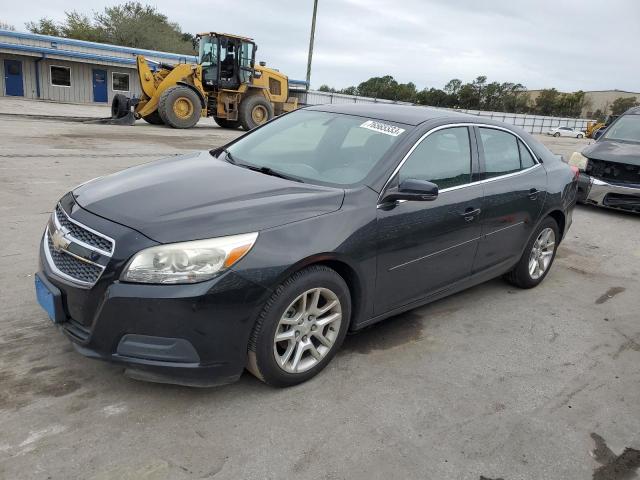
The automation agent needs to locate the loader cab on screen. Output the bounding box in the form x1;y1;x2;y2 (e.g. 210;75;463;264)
197;33;256;91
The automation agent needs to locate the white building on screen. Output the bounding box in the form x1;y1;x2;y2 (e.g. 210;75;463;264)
0;29;196;104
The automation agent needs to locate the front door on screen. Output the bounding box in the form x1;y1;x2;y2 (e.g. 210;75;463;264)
375;126;483;314
472;127;547;272
92;69;108;103
4;60;24;97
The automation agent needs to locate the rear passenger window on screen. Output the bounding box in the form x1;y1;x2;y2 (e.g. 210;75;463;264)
399;127;472;189
518;140;536;168
479;128;521;178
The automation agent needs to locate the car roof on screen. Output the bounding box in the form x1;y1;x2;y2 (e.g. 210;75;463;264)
624;106;640;115
305;103;476;126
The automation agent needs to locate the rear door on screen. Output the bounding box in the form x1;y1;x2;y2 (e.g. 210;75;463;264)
472;126;547;273
375;126;483;314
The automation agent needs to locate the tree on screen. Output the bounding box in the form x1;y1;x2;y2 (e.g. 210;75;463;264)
0;20;16;31
534;88;561;115
62;12;106;43
592;109;606;122
318;84;336;93
416;88;454;107
611;96;639;115
458;83;479;109
26;2;195;54
444;79;462;96
556;91;585;117
340;86;358;96
472;75;487;106
25;18;61;36
94;2;194;53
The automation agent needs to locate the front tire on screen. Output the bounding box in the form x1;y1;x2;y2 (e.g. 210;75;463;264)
504;217;559;289
247;266;351;387
157;86;201;129
577;133;584;139
553;132;561;137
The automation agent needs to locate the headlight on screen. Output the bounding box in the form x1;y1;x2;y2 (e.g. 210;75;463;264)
568;152;589;171
121;232;258;284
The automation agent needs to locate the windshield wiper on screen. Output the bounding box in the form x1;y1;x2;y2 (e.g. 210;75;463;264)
241;164;304;183
224;151;303;183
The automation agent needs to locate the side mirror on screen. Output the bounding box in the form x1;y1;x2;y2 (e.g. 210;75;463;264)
382;179;439;203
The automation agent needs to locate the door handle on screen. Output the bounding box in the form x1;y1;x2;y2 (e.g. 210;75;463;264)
528;188;539;200
460;207;481;222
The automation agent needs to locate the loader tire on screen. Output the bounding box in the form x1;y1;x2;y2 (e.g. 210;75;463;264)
214;117;241;129
142;110;164;125
239;95;274;131
158;86;201;129
111;94;129;118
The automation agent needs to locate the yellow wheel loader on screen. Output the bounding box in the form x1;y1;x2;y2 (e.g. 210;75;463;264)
111;32;298;130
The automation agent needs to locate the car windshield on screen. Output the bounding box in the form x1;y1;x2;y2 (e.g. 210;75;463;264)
224;110;407;186
602;115;640;142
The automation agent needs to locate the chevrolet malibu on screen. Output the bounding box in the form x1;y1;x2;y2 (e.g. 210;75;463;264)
35;104;578;387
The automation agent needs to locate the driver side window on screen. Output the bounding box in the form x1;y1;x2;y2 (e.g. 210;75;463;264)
399;127;472;190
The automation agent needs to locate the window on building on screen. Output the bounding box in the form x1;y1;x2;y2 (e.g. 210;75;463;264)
50;66;71;87
112;72;130;92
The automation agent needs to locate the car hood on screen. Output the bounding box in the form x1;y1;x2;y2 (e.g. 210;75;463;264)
73;151;345;243
583;140;640;166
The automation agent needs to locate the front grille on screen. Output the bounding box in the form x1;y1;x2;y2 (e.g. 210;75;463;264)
586;159;640;185
55;205;113;253
47;233;103;284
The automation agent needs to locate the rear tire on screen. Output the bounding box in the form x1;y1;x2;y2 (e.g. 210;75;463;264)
577;133;584;139
247;266;351;387
111;94;129;118
142;110;164;125
239;95;274;131
214;117;241;129
157;86;201;129
504;217;559;289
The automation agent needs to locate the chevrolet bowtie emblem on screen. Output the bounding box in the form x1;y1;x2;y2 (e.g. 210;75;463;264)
51;227;71;252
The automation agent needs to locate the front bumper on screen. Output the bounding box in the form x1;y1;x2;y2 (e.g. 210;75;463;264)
576;173;640;213
37;244;271;387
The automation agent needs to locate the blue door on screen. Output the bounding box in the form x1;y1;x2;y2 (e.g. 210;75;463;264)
92;69;108;102
4;60;24;96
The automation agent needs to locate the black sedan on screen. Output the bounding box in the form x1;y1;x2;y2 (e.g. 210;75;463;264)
35;104;578;387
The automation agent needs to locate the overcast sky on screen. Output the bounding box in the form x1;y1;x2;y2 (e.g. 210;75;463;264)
3;0;639;92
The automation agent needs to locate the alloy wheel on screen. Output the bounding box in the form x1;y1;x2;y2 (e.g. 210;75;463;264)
528;227;555;280
273;288;342;373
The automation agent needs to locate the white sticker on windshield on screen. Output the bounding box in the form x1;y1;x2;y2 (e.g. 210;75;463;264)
360;120;405;137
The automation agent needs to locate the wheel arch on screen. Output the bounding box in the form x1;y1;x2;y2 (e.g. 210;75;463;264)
271;254;366;330
544;209;566;240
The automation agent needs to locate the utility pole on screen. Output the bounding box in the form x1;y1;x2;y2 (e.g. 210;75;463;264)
306;0;319;90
